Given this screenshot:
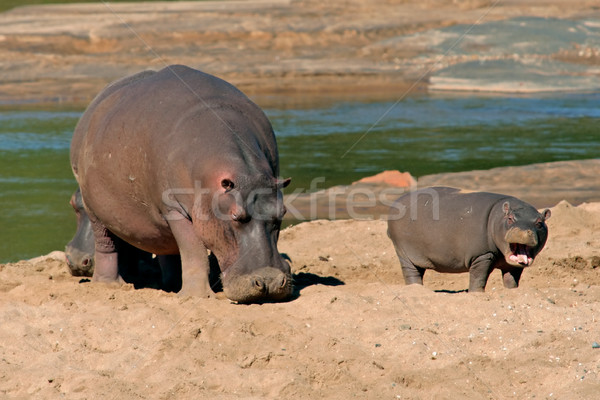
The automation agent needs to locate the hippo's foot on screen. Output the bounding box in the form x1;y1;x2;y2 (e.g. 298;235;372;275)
159;254;214;298
178;284;216;299
165;217;216;298
92;251;124;283
402;271;425;286
397;255;425;286
178;262;216;298
501;267;523;289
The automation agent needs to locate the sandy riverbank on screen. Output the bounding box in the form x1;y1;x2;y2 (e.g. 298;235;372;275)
1;0;599;106
1;199;599;398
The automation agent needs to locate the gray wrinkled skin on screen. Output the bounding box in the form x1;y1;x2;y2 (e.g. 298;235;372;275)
387;187;550;292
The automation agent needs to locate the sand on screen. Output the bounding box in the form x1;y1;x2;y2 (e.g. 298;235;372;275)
2;1;600;398
1;200;599;399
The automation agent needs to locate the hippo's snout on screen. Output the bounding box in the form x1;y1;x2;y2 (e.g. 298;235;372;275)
65;245;94;277
252;271;287;295
223;266;292;303
505;227;538;247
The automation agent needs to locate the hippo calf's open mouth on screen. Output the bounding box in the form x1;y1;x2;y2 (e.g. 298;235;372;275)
508;243;534;266
504;226;541;267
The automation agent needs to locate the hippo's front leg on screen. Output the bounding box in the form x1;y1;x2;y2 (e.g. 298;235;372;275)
501;267;523;289
166;217;214;298
90;219;123;283
468;253;495;292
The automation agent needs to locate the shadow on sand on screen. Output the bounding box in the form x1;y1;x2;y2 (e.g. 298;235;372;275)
78;252;345;303
434;289;468;294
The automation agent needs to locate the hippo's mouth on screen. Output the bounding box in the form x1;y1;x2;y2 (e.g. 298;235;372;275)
508;243;534;266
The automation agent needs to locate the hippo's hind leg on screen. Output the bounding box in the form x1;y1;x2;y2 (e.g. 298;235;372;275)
90;219;123;283
501;267;523;289
394;247;425;285
166;217;214;298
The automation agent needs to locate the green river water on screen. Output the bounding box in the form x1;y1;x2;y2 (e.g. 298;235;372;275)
1;93;599;262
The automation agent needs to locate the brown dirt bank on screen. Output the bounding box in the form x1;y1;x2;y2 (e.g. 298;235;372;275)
1;0;599;106
283;159;600;223
1;199;599;398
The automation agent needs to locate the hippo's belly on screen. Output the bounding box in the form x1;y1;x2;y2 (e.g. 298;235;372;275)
396;232;471;273
77;150;180;255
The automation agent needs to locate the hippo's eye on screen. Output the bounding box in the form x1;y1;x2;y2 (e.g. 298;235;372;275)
506;215;515;226
535;220;543;229
221;179;234;191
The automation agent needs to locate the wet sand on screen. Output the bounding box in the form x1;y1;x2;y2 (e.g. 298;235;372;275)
1;0;599;106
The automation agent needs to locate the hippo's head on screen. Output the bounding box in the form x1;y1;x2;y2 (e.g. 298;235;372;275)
496;201;551;268
65;188;95;277
196;175;292;303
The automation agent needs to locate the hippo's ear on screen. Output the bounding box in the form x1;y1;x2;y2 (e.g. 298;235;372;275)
221;179;235;192
277;177;291;189
503;201;515;225
542;209;551;220
502;201;511;215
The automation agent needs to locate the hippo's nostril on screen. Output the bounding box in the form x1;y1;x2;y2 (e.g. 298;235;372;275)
253;278;266;293
82;258;90;266
277;275;287;289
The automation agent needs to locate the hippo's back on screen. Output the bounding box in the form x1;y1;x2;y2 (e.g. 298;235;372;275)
389;187;509;226
71;65;276;179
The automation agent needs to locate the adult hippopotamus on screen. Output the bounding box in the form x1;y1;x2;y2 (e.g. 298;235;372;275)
387;187;551;292
70;65;292;303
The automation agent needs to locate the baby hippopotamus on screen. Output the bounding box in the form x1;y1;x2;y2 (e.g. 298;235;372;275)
387;187;551;292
